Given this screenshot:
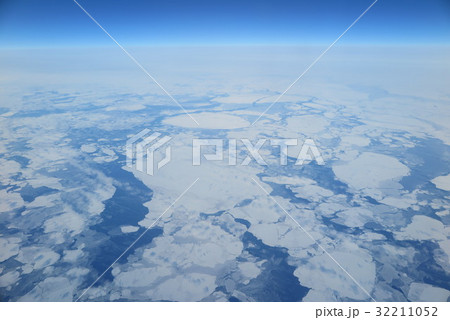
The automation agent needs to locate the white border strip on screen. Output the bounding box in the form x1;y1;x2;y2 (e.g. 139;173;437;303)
3;302;450;319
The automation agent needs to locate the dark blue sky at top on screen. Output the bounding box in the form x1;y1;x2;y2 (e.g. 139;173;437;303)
0;0;449;47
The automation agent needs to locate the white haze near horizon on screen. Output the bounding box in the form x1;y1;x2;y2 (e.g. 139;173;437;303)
0;45;449;302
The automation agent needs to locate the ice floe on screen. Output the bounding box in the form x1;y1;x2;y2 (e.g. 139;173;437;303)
394;215;446;241
0;238;21;262
164;112;250;129
408;282;450;302
333;152;410;196
432;174;450;191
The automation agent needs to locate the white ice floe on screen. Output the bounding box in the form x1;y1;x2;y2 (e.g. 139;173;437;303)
143;221;243;269
431;174;450;192
16;246;60;270
43;211;85;244
151;273;216;301
379;193;417;209
249;222;315;257
232;109;280;120
213;94;267;104
333;207;374;228
231;196;283;225
0;111;15;117
262;175;315;186
0;159;22;185
316;202;348;217
66;267;90;278
132;134;263;226
291;184;334;202
286;115;329;135
108;213;245;301
408;283;450;302
358;232;386;241
20;277;74;301
63;248;84;263
394;215;446;241
93;148;118;163
105;103;146;111
25;193;60;211
332;152;409;195
163;112;249;129
120;225;139;233
438;239;450;265
0;237;21;262
339;135;371;147
238;262;261;279
114;267;171;288
295;242;376;301
0;271;20;288
27;175;63;190
80;144;97;153
436;210;450;217
262;175;333;202
0;189;24;212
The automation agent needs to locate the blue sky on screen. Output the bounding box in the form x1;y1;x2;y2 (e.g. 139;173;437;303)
0;0;449;47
